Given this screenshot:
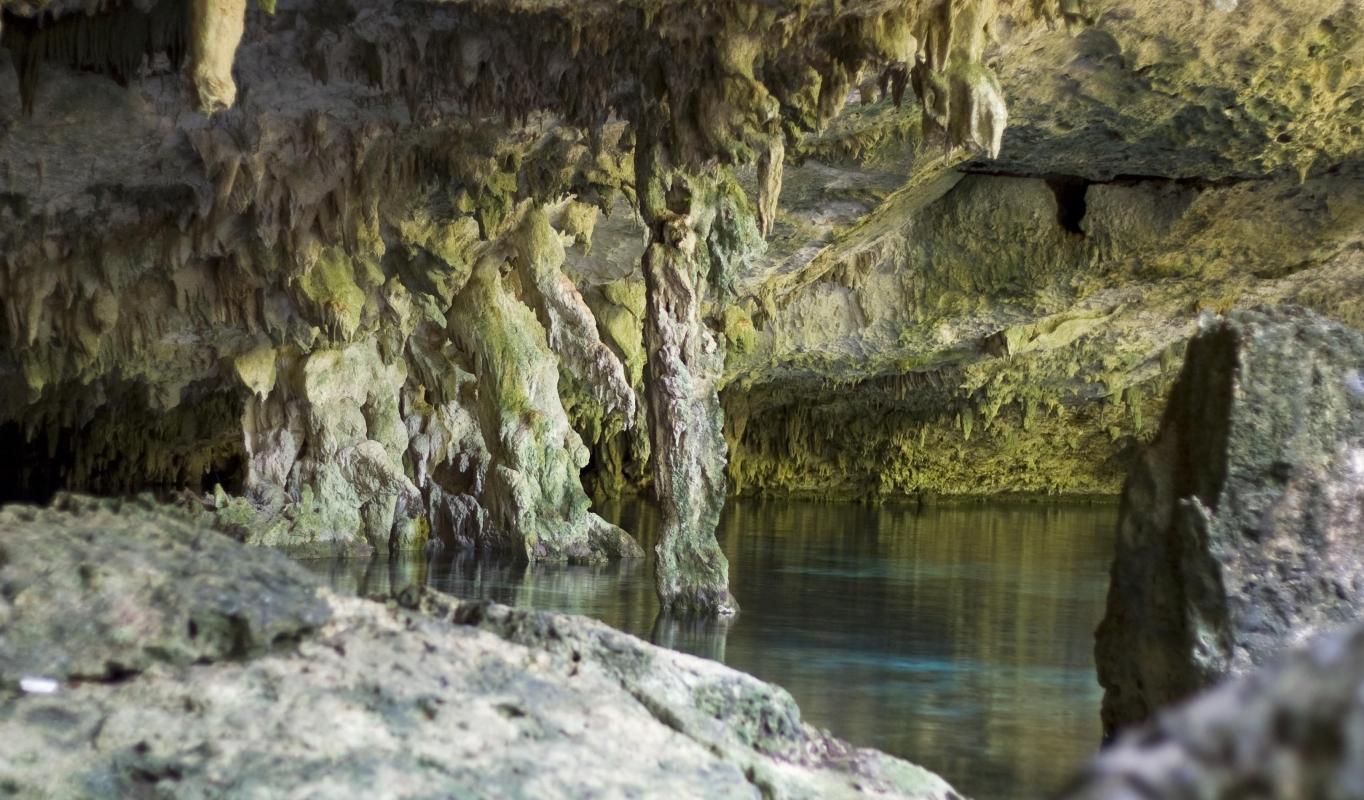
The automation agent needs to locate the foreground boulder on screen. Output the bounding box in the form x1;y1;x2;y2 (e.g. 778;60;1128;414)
0;495;332;685
0;498;957;799
1096;307;1364;737
1066;622;1364;799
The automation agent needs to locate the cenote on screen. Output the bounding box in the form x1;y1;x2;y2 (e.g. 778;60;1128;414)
304;499;1117;800
4;0;1362;797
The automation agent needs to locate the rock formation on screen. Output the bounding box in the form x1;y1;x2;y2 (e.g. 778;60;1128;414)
1095;307;1364;737
0;496;959;799
716;0;1364;503
0;0;1100;611
0;0;1362;611
0;0;1363;792
1066;621;1364;800
636;148;745;615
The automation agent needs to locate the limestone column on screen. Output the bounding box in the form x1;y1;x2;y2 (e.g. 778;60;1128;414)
635;117;738;617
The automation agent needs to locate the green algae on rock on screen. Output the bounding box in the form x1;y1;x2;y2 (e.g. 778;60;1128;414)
635;124;749;616
712;168;1364;503
1;0;1363;615
0;0;1064;563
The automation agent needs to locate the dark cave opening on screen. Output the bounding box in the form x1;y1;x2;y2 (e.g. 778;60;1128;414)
0;385;248;505
962;169;1097;236
581;430;650;506
1046;177;1091;235
202;453;246;496
0;421;73;505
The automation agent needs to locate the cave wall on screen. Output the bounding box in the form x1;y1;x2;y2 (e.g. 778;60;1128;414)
700;0;1364;502
716;169;1364;500
0;0;1361;556
0;0;1093;563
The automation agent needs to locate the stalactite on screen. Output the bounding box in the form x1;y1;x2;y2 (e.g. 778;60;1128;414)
756;136;784;239
3;0;1251;561
508;206;636;436
1;0;190;113
910;0;1009;158
188;0;246;113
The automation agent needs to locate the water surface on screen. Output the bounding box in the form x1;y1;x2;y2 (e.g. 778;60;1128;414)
304;499;1116;800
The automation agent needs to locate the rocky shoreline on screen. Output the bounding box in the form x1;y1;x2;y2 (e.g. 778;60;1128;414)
0;496;958;799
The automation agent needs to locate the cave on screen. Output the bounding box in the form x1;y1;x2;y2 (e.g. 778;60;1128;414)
1046;176;1091;235
0;421;69;504
1;1;1363;798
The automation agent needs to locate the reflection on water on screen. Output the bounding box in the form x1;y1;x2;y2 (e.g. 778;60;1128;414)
303;499;1115;800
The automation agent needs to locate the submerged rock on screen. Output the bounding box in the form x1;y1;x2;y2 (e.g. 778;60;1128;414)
1095;307;1364;737
1067;622;1364;800
0;499;957;799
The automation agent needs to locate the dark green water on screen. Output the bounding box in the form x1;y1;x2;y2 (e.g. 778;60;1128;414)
304;499;1117;800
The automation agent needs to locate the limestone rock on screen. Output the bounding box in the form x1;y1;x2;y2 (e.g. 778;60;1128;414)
1066;623;1364;800
722;165;1364;502
0;495;330;685
1095;307;1364;737
228;340;424;556
445;245;641;563
0;0;1361;575
0;0;1073;530
711;0;1364;503
0;499;957;800
188;0;247;113
635;121;751;615
510;208;637;438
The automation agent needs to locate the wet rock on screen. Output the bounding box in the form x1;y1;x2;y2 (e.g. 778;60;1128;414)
0;500;957;799
1095;307;1364;736
1066;623;1364;800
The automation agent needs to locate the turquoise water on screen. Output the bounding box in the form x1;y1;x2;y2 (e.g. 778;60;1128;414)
305;499;1116;799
